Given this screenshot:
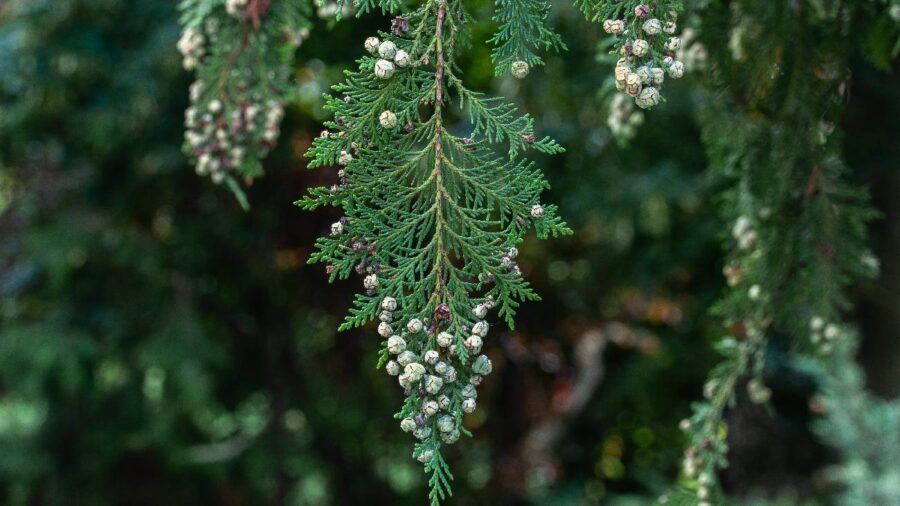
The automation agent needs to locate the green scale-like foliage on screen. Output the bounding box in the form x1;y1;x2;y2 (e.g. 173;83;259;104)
489;0;566;75
575;0;684;27
297;0;569;502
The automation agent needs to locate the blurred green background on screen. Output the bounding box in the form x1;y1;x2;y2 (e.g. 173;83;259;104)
0;0;898;505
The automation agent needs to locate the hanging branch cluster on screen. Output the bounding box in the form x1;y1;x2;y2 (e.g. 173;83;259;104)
673;2;883;504
575;0;686;109
177;0;311;208
296;0;569;502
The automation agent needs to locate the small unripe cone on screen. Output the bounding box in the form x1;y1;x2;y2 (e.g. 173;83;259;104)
665;37;682;51
385;360;400;376
511;60;530;79
424;375;444;394
442;366;457;383
626;73;642;96
397;350;417;366
405;362;426;382
407;318;424;333
381;297;398;311
636;66;651;84
465;335;483;354
379;110;398;129
436;331;454;347
378;40;397;59
635;87;660;109
413;426;432;440
604;19;626;35
472;354;493;375
387;335;406;354
364;36;380;54
643;19;662;35
441;428;460;444
632;39;650;57
422;400;439;416
437;415;454;433
424;350;440;365
394;49;411;67
374;59;395;79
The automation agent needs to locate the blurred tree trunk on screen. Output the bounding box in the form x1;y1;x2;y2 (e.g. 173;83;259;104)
849;61;900;399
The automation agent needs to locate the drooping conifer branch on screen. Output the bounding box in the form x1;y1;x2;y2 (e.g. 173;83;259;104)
671;2;881;503
574;0;687;109
297;0;570;501
178;0;311;207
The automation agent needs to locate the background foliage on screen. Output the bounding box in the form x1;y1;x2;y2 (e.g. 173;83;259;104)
1;0;898;504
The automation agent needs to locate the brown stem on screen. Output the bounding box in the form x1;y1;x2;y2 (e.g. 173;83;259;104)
804;164;821;199
434;3;446;106
218;30;250;94
431;0;450;303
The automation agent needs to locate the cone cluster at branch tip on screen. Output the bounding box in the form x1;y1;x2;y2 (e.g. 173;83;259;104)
380;296;496;454
178;2;309;192
365;36;413;81
184;80;284;184
604;3;686;109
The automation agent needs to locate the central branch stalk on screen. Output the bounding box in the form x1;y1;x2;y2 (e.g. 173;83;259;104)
431;0;450;303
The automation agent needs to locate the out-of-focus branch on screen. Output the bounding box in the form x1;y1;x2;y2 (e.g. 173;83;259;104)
519;329;606;459
495;327;608;495
497;322;661;495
